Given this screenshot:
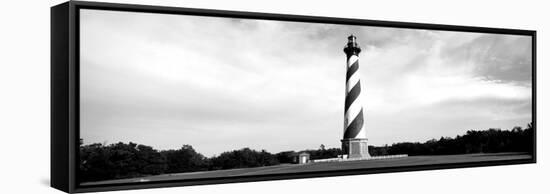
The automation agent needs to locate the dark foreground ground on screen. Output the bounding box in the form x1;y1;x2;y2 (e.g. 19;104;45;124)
81;152;531;186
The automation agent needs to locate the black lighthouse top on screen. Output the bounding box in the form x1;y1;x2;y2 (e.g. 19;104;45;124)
343;34;361;57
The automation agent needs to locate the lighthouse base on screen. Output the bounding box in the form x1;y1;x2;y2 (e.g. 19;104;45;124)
341;138;370;159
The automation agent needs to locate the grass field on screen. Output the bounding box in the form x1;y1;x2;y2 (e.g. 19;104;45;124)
81;152;532;186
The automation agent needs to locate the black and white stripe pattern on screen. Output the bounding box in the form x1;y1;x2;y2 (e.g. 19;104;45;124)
343;53;367;139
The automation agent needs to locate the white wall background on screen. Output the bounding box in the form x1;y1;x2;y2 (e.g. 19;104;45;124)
0;0;547;193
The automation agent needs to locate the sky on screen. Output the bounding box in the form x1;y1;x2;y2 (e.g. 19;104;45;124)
79;9;533;156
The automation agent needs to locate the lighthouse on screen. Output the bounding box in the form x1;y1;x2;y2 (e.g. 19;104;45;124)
341;35;370;159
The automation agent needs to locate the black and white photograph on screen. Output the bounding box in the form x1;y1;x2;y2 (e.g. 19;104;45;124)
4;0;550;194
77;8;534;186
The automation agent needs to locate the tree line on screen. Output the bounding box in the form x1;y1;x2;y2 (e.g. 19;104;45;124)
79;123;533;182
369;123;534;156
79;143;279;182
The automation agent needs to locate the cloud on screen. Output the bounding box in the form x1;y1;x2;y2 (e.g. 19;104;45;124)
441;34;532;84
79;9;533;156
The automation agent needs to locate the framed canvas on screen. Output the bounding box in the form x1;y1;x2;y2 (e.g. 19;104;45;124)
51;1;536;193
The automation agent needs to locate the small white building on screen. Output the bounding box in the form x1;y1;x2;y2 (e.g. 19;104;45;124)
294;152;310;164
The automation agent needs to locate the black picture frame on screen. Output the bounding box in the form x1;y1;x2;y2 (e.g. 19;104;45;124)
51;1;536;193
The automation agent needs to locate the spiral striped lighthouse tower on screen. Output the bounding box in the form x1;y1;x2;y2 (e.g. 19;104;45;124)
341;35;370;159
